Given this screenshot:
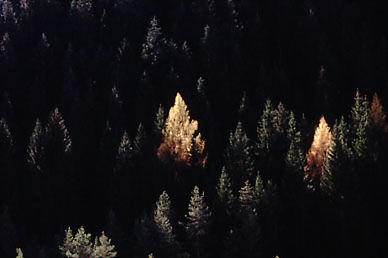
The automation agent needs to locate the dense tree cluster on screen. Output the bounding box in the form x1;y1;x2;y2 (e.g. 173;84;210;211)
1;0;388;257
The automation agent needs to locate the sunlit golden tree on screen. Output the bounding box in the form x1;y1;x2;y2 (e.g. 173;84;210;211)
306;116;332;185
157;92;206;167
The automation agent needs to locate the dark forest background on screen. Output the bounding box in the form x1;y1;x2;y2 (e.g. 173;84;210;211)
1;0;388;257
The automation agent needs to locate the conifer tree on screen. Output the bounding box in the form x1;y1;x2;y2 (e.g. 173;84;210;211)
154;104;166;139
370;92;387;131
254;171;264;207
272;102;289;134
224;121;254;185
257;99;274;152
141;17;163;63
306;116;332;187
153;191;177;255
157;92;206;167
59;227;93;257
27;119;44;173
350;90;370;159
184;186;212;258
133;213;156;257
93;232;117;258
133;123;146;155
216;166;235;214
115;131;133;171
239;180;255;213
43;108;72;172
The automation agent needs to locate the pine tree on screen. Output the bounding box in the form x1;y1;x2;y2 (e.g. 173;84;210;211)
238;180;255;213
157;92;206;167
43;108;72;172
272;102;289;134
257;99;274;152
184;186;212;258
27;119;44;172
306;116;332;187
93;232;117;258
153;191;177;255
216;166;235;214
224;121;255;185
141;16;166;65
154;104;166;139
254;171;264;207
133;123;146;155
350;89;370;159
59;227;93;257
133;213;156;257
115;131;133;171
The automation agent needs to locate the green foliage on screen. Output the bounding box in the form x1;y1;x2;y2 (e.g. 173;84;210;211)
133;123;147;155
224;121;255;185
350;89;370;159
141;17;163;62
254;171;264;207
154;191;177;255
115;131;133;171
216;167;235;214
184;186;212;256
154;104;166;138
257;99;274;152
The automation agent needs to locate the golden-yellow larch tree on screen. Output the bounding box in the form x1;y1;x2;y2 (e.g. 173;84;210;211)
370;92;388;132
306;116;332;185
157;92;206;167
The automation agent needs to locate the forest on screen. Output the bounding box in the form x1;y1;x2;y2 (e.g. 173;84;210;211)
1;0;388;257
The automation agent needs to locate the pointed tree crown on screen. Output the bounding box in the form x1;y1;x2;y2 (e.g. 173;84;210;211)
306;116;332;182
157;92;206;167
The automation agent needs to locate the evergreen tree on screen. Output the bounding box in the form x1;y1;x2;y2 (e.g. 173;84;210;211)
238;180;255;213
154;104;166;139
257;99;275;152
153;191;177;255
26;119;44;173
115;131;133;171
59;227;93;257
254;171;264;208
141;17;163;63
216;166;235;214
224;121;255;186
272;102;289;135
184;186;212;258
133;123;147;155
350;89;370;159
93;232;117;258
